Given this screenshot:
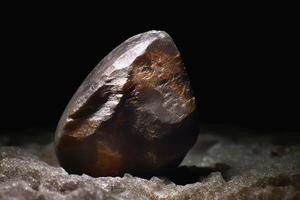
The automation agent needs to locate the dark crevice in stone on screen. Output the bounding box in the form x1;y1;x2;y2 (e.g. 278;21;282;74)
63;85;113;133
69;85;112;120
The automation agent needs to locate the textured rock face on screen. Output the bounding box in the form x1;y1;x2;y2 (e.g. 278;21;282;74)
1;129;300;200
55;31;198;177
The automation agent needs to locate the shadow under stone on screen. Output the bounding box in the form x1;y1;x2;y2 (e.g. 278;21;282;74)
159;164;230;185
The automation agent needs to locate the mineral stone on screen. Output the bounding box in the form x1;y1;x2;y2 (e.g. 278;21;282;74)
55;30;199;177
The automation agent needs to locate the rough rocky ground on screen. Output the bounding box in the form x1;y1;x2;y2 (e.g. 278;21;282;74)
0;126;299;199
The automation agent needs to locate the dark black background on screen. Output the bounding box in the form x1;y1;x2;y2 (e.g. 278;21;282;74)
0;6;299;133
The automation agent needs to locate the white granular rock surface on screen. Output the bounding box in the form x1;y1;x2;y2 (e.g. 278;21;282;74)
0;128;300;199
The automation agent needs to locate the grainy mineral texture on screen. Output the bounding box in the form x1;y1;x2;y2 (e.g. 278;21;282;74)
55;30;199;177
0;127;299;200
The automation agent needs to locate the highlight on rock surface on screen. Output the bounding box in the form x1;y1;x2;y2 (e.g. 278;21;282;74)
54;30;199;177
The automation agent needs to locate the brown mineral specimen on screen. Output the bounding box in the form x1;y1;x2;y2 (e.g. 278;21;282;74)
55;30;199;177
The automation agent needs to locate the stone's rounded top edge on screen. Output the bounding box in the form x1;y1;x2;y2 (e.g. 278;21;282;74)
128;30;172;43
145;30;169;35
143;30;171;39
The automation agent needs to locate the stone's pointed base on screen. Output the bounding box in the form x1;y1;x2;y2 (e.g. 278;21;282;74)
55;30;199;177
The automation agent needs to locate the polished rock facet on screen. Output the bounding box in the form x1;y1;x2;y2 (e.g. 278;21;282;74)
55;30;199;177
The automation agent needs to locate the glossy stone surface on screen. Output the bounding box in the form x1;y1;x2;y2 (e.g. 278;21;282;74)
55;31;199;177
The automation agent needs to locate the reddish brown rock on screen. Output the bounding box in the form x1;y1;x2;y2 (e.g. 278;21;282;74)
55;30;199;177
